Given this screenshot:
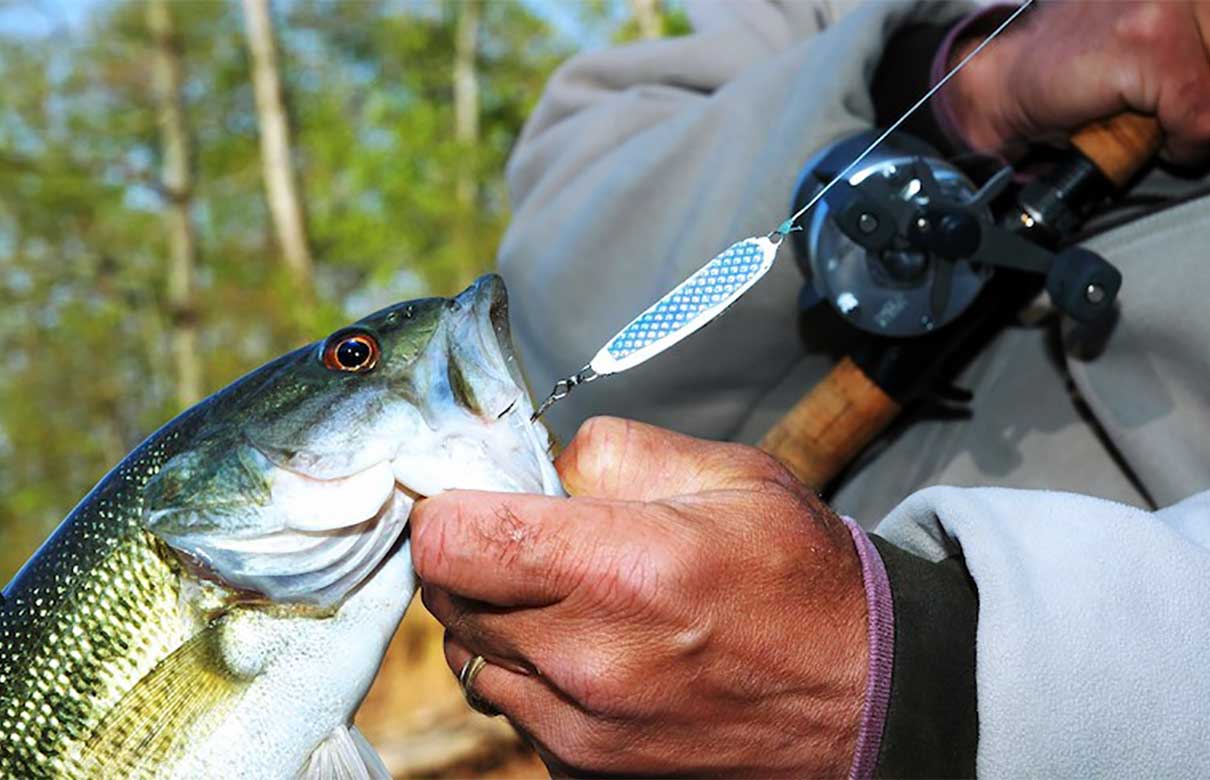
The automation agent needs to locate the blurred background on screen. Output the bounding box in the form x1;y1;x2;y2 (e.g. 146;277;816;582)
0;0;686;775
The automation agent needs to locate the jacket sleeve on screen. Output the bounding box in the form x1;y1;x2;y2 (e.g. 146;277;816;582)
875;486;1210;776
497;0;972;445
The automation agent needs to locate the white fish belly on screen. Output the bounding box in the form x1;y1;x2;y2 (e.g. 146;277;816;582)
170;543;415;780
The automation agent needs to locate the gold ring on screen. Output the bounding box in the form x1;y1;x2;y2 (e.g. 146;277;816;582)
457;654;498;716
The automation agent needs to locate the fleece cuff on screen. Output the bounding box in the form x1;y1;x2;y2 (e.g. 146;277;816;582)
842;518;896;780
869;535;979;778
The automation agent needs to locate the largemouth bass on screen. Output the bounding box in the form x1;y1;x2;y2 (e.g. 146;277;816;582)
0;275;560;779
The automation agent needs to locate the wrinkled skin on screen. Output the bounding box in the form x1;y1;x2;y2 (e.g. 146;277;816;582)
412;417;867;778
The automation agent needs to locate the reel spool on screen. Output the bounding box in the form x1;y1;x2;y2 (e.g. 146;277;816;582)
791;129;1122;336
792;131;994;337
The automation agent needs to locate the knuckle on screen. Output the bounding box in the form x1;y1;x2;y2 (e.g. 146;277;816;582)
576;414;622;446
738;446;801;491
563;416;628;486
1115;2;1169;47
570;658;632;717
547;642;638;718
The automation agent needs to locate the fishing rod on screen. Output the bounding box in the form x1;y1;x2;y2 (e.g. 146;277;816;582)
530;0;1163;492
529;1;1040;422
761;112;1162;489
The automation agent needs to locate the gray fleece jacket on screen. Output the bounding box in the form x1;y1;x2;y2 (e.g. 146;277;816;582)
498;0;1210;775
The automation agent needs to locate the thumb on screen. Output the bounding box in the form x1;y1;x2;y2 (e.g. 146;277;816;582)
555;416;754;501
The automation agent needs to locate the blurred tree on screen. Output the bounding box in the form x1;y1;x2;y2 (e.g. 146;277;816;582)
0;0;592;581
629;0;661;39
242;0;315;294
147;0;202;408
453;0;480;282
454;0;480;210
0;1;688;774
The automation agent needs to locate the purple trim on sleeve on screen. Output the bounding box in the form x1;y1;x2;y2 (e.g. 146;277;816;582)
930;4;1017;156
842;516;894;780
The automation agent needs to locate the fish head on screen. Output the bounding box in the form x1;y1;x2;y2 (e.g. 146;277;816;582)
143;274;561;607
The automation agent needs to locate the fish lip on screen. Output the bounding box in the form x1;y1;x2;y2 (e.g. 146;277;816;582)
246;442;430;500
254;277;556;497
460;274;530;401
463;275;560;494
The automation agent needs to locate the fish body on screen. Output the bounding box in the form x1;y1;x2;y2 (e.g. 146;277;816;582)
0;275;560;779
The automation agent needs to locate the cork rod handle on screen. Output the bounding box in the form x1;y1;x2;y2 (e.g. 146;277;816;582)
758;357;901;491
1070;112;1163;188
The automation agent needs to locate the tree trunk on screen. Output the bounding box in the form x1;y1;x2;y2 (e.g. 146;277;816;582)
629;0;662;39
453;0;481;281
146;0;202;409
241;0;314;289
454;0;480;207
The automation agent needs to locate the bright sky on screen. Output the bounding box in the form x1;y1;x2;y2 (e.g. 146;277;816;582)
0;0;96;37
0;0;616;48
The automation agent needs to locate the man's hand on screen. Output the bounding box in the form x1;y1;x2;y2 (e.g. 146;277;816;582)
948;1;1210;163
409;417;868;778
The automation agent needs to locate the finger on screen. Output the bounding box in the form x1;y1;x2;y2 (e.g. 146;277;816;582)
445;634;669;776
422;584;540;674
557;416;762;500
443;632;588;741
410;489;625;606
1155;19;1210;164
444;631;531;718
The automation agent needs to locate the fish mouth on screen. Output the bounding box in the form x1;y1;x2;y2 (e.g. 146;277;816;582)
465;273;529;395
152;276;561;607
251;273;556;498
159;395;557;608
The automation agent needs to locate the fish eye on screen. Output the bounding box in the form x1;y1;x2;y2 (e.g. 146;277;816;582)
322;331;380;373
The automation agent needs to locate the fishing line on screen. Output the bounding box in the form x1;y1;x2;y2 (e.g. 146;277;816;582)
532;0;1035;421
776;0;1035;236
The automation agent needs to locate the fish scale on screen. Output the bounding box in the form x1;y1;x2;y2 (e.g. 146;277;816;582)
0;433;193;779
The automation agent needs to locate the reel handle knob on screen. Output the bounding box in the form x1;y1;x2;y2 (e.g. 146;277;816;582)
1045;246;1122;323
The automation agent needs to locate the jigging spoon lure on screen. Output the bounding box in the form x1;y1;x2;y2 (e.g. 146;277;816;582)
531;0;1035;421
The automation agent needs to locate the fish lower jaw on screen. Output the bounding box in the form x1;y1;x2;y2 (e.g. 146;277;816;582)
388;440;556;498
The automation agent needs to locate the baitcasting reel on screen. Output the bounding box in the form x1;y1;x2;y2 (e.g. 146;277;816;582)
791;131;1123;338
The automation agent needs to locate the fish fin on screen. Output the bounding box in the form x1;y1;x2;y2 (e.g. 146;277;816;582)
80;622;251;776
298;724;391;780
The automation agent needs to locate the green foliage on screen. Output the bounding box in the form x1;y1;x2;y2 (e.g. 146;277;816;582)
0;0;681;581
613;0;690;42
